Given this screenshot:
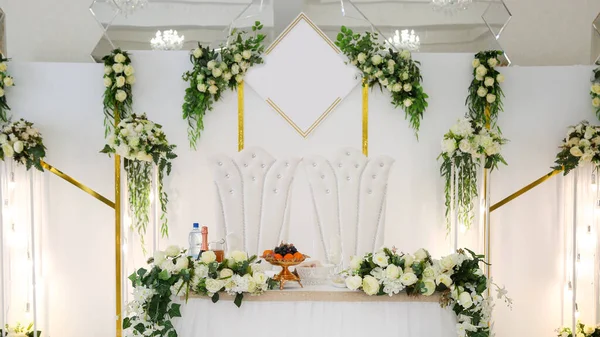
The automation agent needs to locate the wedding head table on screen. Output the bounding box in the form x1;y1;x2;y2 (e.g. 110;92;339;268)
175;284;457;337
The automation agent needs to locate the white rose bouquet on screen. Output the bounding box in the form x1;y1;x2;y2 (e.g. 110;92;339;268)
438;118;507;230
467;50;505;125
590;64;600;118
553;121;600;175
0;119;46;171
556;322;600;337
182;21;265;149
1;322;41;337
335;26;429;136
345;247;511;337
0;54;15;122
102;48;135;136
101;114;177;252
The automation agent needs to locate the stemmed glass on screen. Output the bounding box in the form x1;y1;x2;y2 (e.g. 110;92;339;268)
327;235;342;275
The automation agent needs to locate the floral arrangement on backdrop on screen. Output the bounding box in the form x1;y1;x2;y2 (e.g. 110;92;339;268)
0;119;46;171
123;246;276;337
102;48;135;136
553;121;600;175
335;26;428;136
0;54;15;123
438;118;507;229
344;247;512;337
467;51;505;125
101;114;176;251
591;64;600;119
182;21;265;148
1;322;41;337
557;322;600;337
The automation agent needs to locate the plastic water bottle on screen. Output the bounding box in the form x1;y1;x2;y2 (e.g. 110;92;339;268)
188;223;202;258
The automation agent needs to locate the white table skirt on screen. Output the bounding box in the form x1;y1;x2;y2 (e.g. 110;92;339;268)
174;286;457;337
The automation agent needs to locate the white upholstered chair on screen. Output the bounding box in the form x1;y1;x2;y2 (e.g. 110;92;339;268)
304;148;395;266
210;147;301;255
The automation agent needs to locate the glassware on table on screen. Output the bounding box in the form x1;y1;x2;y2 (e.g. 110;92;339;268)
327;235;342;274
209;239;225;262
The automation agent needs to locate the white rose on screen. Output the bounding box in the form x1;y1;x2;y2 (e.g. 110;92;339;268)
239;62;249;71
13;140;24;153
165;245;180;257
486;94;497;103
112;63;124;73
435;273;453;287
0;87;5;97
592;83;600;94
116;76;125;88
414;248;428;261
581;150;595;163
423;279;436;296
403;99;413;108
400;50;411;60
477;86;488;97
570;146;583;157
400;272;417;286
475;74;484;81
403;254;414;268
230;250;248;263
208;85;219;95
422;267;436;279
136;152;152;162
593;97;600;108
583;325;596;335
472;59;480;68
345;275;363;290
212;68;222;78
219;268;234;279
207;60;217;70
487;57;498;67
485;142;501;156
0;134;7;144
374;70;383;78
363;66;372;74
440;255;456;270
235;75;243;83
201;250;216;263
380;78;389;87
231;64;240;75
104;65;112;75
223;72;232;81
442;138;457;154
234;54;243;63
3;77;13;87
197;84;207;92
475;65;488;77
115;90;127;102
357;53;367;64
371;54;383;65
103;77;112;88
385;264;401;279
458;292;473;308
153;251;167;266
388;59;396;67
349;255;363;270
372;252;389;267
567;137;581;147
580;139;591;147
126;75;136;85
403;83;412;92
0;63;7;72
175;257;189;271
391;83;402;92
459;139;472;154
577;333;585;337
2;143;13;157
253;272;268;285
484;77;494;87
402;72;409;80
114;53;126;63
205;279;224;294
242;50;252;60
362;275;380;295
496;73;505;83
584;127;595;139
123;64;134;76
193;48;203;59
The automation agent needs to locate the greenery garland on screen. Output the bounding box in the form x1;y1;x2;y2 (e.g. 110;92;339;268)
553;121;600;175
102;114;176;252
438;119;507;230
102;48;135;136
557;322;600;337
0;54;15;123
0;119;46;171
344;247;511;337
335;27;428;136
591;64;600;119
467;51;505;125
182;22;265;149
124;246;276;337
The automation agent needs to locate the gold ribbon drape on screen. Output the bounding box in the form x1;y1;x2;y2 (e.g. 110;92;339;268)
238;81;245;152
362;82;369;157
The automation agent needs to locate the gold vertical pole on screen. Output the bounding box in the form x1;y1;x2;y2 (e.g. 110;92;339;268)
362;81;369;157
114;107;122;337
238;81;244;152
483;105;491;295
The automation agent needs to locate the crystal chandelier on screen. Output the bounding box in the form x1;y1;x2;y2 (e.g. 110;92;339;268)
431;0;472;12
112;0;148;15
387;29;420;52
150;30;185;51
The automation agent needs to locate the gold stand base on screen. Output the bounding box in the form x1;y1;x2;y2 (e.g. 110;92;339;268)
273;266;303;290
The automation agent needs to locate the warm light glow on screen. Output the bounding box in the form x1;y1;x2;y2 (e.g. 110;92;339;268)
387;29;420;51
459;223;467;234
150;30;185;51
149;191;155;203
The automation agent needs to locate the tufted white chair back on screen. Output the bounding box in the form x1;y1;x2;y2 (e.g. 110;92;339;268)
304;148;395;266
211;147;301;255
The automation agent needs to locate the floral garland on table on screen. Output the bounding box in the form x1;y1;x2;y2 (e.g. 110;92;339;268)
467;51;505;125
591;64;600;118
335;27;428;135
553;121;600;175
182;21;265;148
124;246;276;337
0;54;15;122
344;247;512;337
557;322;600;337
1;322;41;337
0;119;46;171
101;114;176;251
102;48;135;136
438;118;507;230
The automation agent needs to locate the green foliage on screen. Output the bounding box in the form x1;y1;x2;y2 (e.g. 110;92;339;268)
102;48;135;136
590;64;600;120
466;50;505;126
0;119;47;172
553;121;600;175
0;54;14;123
335;26;429;136
182;22;265;149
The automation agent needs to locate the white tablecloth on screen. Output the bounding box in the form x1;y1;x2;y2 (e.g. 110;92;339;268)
174;285;457;337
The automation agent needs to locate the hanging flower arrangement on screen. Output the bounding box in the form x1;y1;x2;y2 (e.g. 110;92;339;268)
0;119;46;171
557;322;600;337
553;121;600;175
0;54;15;123
438;118;507;230
467;51;505;125
182;21;265;149
102;48;135;136
102;114;176;251
335;27;429;136
591;64;600;118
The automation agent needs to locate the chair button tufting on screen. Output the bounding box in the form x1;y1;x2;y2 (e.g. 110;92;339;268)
277;174;282;179
225;174;230;178
354;164;359;168
244;163;248;167
261;164;266;168
229;189;234;194
326;189;331;194
252;177;256;181
274;189;278;194
252;153;256;158
218;162;223;166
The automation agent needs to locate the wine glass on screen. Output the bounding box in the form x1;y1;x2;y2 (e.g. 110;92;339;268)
327;235;342;275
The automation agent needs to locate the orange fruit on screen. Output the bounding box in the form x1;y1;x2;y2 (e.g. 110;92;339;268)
284;253;294;260
263;250;273;257
274;254;283;260
293;252;303;260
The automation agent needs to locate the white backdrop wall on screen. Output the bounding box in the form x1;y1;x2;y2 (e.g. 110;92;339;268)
3;53;595;337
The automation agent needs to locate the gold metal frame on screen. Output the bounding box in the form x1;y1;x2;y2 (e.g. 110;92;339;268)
265;98;342;138
362;83;369;156
490;169;562;212
265;13;339;55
